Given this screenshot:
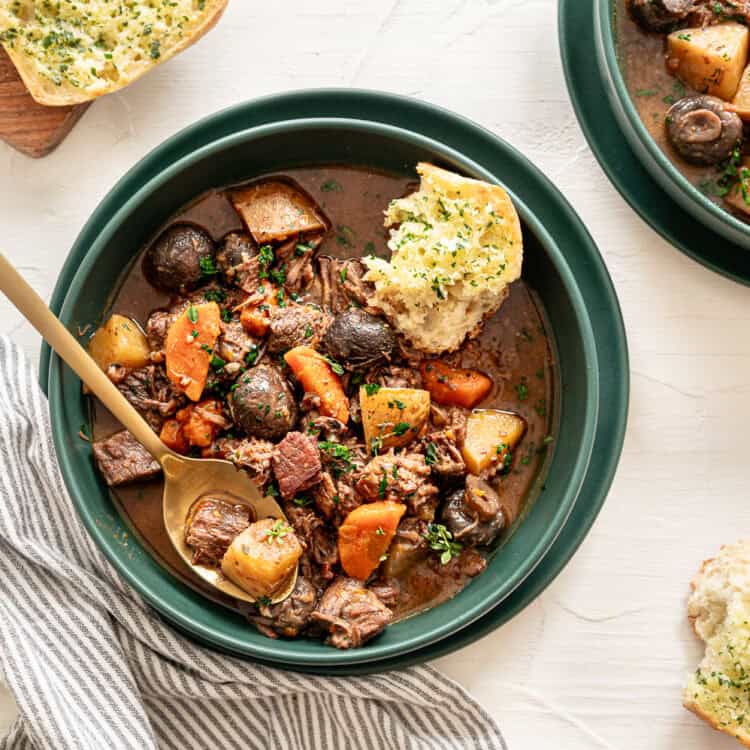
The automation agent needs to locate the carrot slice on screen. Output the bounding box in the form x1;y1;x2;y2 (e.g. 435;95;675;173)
338;501;406;580
239;285;279;337
284;346;349;423
420;360;493;409
160;419;189;454
176;399;225;448
165;302;221;401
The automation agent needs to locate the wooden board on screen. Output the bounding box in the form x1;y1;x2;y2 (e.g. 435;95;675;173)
0;47;89;158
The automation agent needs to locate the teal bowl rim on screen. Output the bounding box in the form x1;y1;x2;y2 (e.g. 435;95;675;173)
48;115;599;666
594;0;750;249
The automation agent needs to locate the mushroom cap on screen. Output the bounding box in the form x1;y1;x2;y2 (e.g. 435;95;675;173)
666;95;743;166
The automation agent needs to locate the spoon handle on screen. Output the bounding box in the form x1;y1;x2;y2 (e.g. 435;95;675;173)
0;254;171;464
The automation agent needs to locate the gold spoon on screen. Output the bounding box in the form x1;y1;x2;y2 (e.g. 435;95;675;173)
0;254;296;605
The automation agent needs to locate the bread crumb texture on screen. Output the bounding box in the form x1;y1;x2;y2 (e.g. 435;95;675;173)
0;0;224;104
363;162;523;355
684;540;750;747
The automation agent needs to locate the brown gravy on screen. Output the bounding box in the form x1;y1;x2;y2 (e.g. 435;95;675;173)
91;165;556;622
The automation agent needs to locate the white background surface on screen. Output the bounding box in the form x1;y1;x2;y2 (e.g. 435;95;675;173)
1;0;747;747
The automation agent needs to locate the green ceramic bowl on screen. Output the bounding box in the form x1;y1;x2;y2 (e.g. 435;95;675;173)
595;0;750;250
46;96;601;669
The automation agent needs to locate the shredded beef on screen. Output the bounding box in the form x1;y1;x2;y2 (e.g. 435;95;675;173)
114;365;184;430
356;451;439;521
311;578;392;649
318;256;375;314
247;576;318;638
214;437;274;488
267;304;332;353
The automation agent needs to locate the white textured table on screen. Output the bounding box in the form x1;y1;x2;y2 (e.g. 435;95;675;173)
1;1;747;747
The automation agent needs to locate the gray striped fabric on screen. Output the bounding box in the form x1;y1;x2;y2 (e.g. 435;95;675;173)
0;336;506;750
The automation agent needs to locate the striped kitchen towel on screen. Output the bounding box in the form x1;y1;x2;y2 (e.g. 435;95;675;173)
0;336;507;750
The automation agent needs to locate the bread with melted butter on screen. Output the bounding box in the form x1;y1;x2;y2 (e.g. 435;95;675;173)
684;540;750;746
0;0;227;106
363;162;523;354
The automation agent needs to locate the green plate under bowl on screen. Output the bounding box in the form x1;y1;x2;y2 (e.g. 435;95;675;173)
560;0;750;285
42;90;627;674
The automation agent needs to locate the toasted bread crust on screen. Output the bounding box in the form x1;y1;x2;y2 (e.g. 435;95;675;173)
2;0;227;106
684;698;750;748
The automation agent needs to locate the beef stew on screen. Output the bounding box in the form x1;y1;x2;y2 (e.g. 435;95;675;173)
86;165;556;649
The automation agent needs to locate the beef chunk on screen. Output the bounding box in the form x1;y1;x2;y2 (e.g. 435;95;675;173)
115;365;184;430
273;432;322;499
247;576;318;638
428;547;487;580
356;451;439;521
312;471;362;525
217;319;257;364
285;505;339;579
214;437;275;488
145;310;172;355
318;256;375;314
275;234;323;294
420;428;465;477
267;304;332;354
311;578;392;649
92;431;161;486
369;365;423;390
217;233;261;294
184;497;252;566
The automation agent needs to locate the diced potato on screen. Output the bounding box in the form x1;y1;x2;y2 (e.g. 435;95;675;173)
88;314;150;371
666;23;749;101
724;156;750;216
731;62;750;118
461;409;527;475
360;386;430;454
221;518;302;599
231;180;327;245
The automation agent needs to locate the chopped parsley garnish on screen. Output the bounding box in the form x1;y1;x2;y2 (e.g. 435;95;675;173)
270;264;287;286
257;595;272;606
221;308;232;323
187;306;199;324
378;471;388;499
295;243;311;256
375;526;385;536
246;347;259;366
204;288;227;303
497;443;512;473
514;382;529;401
258;245;274;278
149;40;161;59
293;496;313;507
304;324;313;339
424;442;438;466
535;399;547;416
277;288;286;308
319;441;354;476
210;354;226;370
424;523;462;565
324;356;345;375
199;255;218;276
370;436;384;455
363;383;381;396
321;179;343;192
265;520;292;544
393;422;411;436
340;267;348;283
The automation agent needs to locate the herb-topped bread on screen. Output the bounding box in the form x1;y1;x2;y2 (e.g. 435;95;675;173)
0;0;227;106
684;540;750;746
363;162;523;355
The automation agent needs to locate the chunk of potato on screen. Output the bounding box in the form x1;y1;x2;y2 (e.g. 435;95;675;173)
231;180;327;245
724;156;750;216
666;23;749;101
731;62;750;118
461;409;527;475
221;518;302;599
88;314;150;372
360;386;430;454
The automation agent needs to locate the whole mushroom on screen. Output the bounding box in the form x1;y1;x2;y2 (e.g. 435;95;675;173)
321;308;396;371
666;95;743;166
143;224;214;294
630;0;695;33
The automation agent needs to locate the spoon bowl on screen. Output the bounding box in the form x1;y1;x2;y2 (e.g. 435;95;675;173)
0;253;296;605
161;454;296;603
